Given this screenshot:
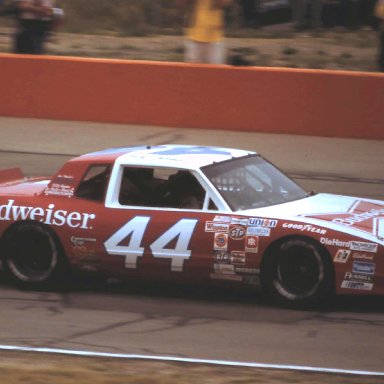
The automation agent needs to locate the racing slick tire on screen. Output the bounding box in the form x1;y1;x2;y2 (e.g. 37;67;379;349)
261;237;334;308
2;223;68;289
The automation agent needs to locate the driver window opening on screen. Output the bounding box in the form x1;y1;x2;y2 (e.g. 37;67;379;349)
119;167;206;210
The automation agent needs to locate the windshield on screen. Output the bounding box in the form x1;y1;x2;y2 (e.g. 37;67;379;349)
202;155;308;211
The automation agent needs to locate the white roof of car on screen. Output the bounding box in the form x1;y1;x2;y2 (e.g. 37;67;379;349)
104;145;255;169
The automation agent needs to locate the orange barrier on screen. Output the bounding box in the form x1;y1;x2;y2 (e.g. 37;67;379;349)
0;53;383;139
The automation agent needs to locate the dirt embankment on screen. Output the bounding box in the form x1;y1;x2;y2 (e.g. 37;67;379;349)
0;25;380;72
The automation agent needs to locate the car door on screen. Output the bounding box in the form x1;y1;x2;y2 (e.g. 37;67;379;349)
98;165;225;283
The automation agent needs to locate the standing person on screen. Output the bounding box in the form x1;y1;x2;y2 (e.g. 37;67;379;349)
177;0;232;64
291;0;323;30
375;0;384;72
13;0;63;54
240;0;258;28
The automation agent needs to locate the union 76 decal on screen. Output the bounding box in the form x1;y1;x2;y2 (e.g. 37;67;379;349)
104;216;198;272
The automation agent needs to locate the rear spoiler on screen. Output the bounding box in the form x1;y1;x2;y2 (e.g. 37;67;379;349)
0;168;24;184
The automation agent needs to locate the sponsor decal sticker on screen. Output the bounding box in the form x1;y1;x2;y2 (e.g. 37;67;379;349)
210;273;243;282
213;215;232;223
235;267;260;275
352;253;374;261
320;237;350;248
44;184;75;197
352;261;375;275
70;236;97;246
246;226;270;237
0;199;96;229
248;218;277;227
205;222;229;233
350;241;378;253
245;236;259;253
231;217;248;226
344;272;373;283
213;251;231;264
282;223;326;235
341;281;373;291
230;251;246;265
305;201;384;238
214;233;228;251
229;226;246;240
214;264;235;274
333;249;351;263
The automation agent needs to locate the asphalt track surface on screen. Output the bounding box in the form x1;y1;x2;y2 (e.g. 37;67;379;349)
0;117;383;374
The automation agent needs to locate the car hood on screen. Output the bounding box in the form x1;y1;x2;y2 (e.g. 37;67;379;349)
238;193;384;244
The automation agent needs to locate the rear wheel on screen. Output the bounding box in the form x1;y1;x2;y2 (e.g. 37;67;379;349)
2;223;67;288
262;237;334;308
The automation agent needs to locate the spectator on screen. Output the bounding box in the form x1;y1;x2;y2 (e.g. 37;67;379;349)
240;0;258;27
177;0;232;64
291;0;324;30
375;0;384;71
13;0;63;54
338;0;358;28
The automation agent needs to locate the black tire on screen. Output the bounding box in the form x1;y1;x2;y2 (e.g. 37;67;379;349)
2;223;68;288
262;237;334;308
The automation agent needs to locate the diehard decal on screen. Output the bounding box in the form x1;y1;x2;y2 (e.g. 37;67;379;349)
320;238;350;248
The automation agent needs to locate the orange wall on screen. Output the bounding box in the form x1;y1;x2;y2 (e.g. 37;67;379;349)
0;53;383;139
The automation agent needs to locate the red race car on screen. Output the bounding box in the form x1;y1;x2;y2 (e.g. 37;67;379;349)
0;145;383;307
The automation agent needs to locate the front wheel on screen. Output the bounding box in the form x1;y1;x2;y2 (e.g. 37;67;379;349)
2;223;68;288
262;237;334;308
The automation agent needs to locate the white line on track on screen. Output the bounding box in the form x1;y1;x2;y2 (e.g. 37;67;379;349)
0;344;383;377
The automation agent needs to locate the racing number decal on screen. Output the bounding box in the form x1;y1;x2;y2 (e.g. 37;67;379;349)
104;216;198;271
104;216;150;269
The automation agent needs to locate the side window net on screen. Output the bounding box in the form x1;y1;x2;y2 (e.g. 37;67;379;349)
119;167;206;209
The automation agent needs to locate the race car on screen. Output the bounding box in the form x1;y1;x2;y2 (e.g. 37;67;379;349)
0;145;382;307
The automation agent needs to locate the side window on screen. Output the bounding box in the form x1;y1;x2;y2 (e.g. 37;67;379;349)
76;165;111;201
119;167;206;209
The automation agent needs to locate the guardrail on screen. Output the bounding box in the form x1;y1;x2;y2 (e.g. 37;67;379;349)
0;53;383;139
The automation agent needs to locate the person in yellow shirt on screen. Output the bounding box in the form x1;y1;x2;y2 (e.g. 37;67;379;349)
177;0;232;64
375;0;384;71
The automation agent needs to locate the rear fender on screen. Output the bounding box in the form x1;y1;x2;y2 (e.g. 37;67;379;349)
0;168;24;184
